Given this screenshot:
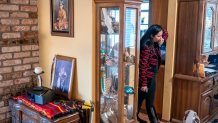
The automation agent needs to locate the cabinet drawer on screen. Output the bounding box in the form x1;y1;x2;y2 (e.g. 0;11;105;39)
201;79;214;93
200;90;213;121
22;113;39;123
212;85;218;113
214;76;218;86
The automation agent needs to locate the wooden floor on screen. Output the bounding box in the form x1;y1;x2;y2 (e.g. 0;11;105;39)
138;112;218;123
138;112;167;123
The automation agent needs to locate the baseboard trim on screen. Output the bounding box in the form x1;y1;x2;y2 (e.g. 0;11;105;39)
171;118;182;123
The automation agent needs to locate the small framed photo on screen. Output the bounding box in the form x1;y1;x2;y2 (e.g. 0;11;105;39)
50;0;74;37
51;55;76;99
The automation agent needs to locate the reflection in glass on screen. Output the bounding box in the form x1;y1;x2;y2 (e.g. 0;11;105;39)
141;12;149;24
140;25;148;31
100;7;120;123
203;6;213;52
140;1;150;37
124;8;137;121
141;2;149;11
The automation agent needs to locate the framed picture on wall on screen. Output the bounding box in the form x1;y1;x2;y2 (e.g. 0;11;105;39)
51;55;76;99
50;0;74;37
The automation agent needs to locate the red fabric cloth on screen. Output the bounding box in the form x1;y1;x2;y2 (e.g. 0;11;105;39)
13;96;69;119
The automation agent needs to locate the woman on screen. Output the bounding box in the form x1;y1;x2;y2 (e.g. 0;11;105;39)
138;24;165;123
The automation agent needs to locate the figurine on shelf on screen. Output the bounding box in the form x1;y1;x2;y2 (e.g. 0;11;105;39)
200;55;209;65
193;59;206;78
124;48;135;64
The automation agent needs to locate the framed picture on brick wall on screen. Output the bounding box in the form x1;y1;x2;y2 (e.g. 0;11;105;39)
50;0;74;37
51;55;76;99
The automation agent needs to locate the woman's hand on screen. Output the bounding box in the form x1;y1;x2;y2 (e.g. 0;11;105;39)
141;86;148;93
158;37;164;47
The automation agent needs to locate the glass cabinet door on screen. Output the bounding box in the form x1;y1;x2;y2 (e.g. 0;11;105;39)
95;1;141;123
100;7;120;123
123;8;137;122
203;3;215;53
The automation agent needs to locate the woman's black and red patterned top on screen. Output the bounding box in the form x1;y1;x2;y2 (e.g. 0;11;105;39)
139;40;161;88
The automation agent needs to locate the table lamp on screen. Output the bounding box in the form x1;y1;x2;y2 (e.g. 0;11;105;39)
33;67;44;90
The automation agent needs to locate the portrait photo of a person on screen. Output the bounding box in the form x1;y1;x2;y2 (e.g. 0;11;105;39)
53;0;69;31
52;60;72;93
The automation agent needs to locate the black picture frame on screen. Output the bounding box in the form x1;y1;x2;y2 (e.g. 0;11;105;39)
50;0;74;37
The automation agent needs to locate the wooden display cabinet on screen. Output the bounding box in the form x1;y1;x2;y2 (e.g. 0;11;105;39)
172;0;218;122
94;0;142;122
172;74;218;122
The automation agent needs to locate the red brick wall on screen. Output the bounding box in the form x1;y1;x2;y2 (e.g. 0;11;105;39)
0;0;38;122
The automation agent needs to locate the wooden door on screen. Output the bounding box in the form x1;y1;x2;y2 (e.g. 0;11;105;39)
150;0;169;29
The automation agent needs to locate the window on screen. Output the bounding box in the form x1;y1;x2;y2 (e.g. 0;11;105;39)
140;0;150;37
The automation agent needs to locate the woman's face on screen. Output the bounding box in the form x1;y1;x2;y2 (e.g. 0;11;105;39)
151;30;163;43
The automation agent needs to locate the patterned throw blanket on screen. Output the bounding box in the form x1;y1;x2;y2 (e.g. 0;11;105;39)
13;96;79;120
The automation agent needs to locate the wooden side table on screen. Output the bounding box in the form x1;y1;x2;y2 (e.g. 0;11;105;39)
9;99;80;123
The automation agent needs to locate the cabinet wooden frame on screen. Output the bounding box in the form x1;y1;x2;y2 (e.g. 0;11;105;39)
213;4;218;50
94;0;141;122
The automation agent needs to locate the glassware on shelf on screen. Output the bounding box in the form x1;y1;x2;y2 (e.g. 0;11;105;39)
100;7;120;122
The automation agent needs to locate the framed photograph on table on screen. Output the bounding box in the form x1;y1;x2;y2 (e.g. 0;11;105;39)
51;55;76;99
50;0;74;37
